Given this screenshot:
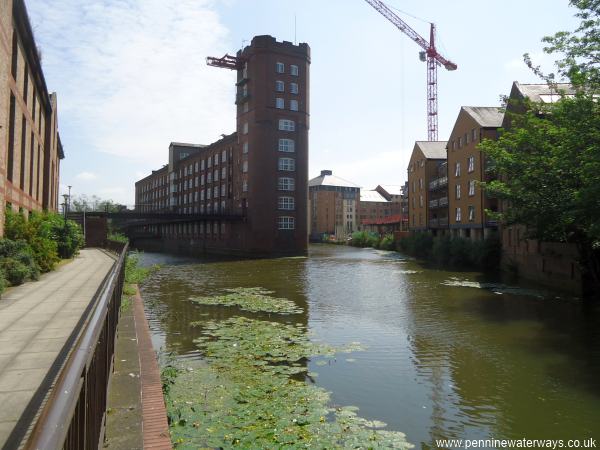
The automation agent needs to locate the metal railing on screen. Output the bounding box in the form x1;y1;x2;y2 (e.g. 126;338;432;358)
23;241;128;450
439;196;449;207
429;176;448;191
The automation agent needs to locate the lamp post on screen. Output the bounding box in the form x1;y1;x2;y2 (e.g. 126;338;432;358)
62;194;69;219
67;185;72;214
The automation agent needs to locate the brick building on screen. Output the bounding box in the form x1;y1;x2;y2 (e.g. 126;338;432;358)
135;36;310;256
359;185;408;234
308;170;360;241
407;141;447;232
0;0;64;233
446;106;503;239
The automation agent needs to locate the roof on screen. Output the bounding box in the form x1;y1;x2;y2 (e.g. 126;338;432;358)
378;185;403;196
462;106;504;127
415;141;447;160
309;171;360;188
514;82;575;103
361;214;408;225
360;190;388;203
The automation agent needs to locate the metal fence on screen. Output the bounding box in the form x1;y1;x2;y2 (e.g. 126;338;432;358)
22;241;128;450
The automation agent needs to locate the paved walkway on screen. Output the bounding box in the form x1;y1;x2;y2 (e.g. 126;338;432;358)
0;248;116;448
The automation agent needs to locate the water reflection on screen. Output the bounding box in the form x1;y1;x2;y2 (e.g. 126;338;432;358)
138;245;600;448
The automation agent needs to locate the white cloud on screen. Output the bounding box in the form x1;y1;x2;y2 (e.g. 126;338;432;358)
28;0;235;166
75;171;98;181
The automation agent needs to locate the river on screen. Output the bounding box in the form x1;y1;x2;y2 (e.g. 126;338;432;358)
138;244;600;448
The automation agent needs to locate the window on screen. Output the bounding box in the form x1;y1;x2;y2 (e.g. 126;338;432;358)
290;100;298;111
213;154;219;166
278;177;295;191
221;184;226;197
243;103;249;113
276;98;284;109
456;207;462;222
278;216;295;230
278;196;295;210
201;189;205;200
276;62;285;73
214;169;219;181
222;150;227;162
221;167;226;179
201;160;205;170
279;138;295;152
469;180;476;196
468;206;475;221
278;157;295;171
243;122;249;134
208;157;212;168
207;173;212;183
452;140;456;151
458;137;462;148
243;142;249;154
472;128;477;142
276;80;285;92
214;186;219;197
468;156;475;173
207;189;211;200
455;162;461;177
242;181;248;192
465;132;469;145
419;195;423;207
279;119;295;131
290;65;299;76
290;82;298;94
419;178;423;189
201;174;205;185
456;183;461;199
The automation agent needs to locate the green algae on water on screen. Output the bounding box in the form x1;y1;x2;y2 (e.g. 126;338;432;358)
190;287;303;314
164;317;412;449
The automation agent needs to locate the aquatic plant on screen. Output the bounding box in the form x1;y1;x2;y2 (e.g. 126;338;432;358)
164;317;412;449
190;287;303;314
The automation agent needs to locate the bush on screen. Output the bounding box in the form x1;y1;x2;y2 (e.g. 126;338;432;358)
0;257;32;286
350;231;379;248
397;232;500;271
378;234;395;250
108;233;129;244
0;271;6;296
0;238;40;281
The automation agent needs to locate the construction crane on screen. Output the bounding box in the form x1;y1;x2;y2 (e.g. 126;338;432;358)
363;0;457;141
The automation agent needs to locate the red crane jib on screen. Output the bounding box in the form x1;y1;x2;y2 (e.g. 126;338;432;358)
206;54;244;70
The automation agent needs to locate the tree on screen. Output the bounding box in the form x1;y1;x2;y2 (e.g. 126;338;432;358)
480;1;600;296
71;194;127;212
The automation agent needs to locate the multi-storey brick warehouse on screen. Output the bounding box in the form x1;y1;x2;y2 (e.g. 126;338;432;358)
0;0;63;233
135;36;310;256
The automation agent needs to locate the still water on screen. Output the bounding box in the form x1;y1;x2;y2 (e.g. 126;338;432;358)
139;244;600;448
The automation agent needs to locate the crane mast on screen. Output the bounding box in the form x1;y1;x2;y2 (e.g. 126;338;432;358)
363;0;457;141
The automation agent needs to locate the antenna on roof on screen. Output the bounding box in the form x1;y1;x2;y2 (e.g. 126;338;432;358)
294;14;297;45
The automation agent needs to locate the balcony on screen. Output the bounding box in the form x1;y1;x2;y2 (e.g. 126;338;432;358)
429;217;449;228
429;176;448;191
235;92;251;105
428;197;448;209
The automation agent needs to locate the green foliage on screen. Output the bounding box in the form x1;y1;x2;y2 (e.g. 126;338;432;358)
399;232;501;271
108;232;129;244
0;273;6;296
165;316;410;449
349;231;379;248
191;287;303;314
125;251;159;285
378;234;396;251
541;0;600;91
0;258;32;286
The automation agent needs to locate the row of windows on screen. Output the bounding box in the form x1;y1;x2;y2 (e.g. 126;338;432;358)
454;157;475;176
451;128;479;150
455;180;477;199
276;98;299;111
455;206;476;222
242;119;296;135
276;62;299;76
275;81;299;94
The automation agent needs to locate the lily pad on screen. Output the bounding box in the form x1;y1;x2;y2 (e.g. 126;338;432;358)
190;287;303;314
163;317;412;449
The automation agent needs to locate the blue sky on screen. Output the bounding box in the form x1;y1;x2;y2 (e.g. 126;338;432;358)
26;0;578;205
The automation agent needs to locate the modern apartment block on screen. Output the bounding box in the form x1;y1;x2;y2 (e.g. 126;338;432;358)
407;141;448;232
446;106;503;239
308;170;360;241
0;0;64;233
134;35;310;256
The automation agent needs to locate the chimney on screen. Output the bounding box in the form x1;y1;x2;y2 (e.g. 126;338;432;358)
320;170;332;176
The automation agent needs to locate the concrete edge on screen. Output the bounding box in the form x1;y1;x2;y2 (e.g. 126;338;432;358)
132;286;173;450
